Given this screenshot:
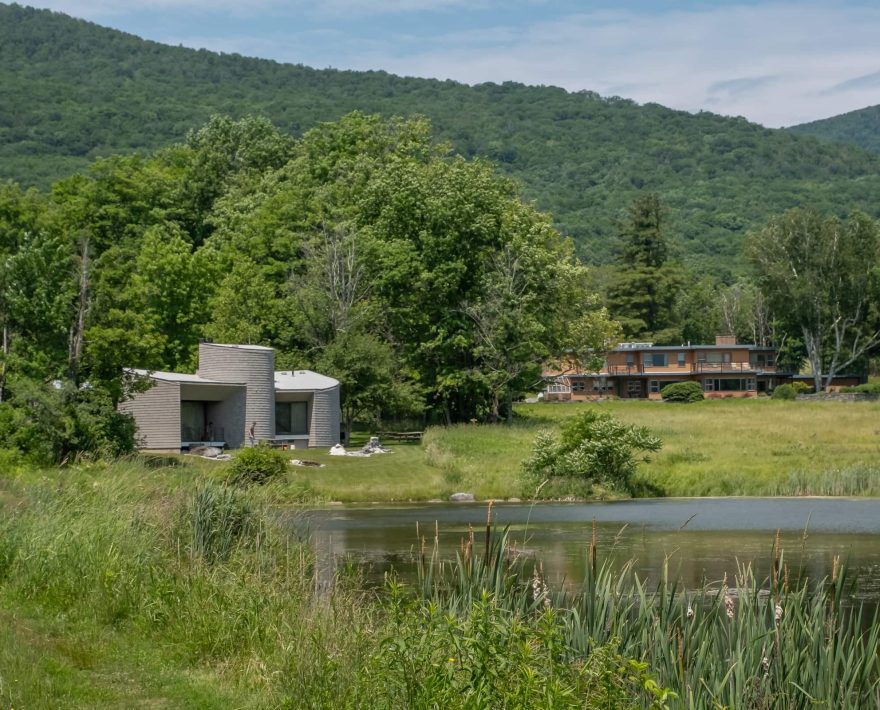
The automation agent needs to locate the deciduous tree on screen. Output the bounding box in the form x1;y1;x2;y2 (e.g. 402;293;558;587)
748;208;880;390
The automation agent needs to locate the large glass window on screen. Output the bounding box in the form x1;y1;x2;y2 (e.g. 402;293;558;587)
703;378;756;392
644;353;668;367
677;352;686;367
181;401;206;442
275;401;308;435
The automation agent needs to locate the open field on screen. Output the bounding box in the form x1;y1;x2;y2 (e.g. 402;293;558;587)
269;398;880;501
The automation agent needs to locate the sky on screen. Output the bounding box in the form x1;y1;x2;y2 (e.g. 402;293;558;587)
27;0;880;128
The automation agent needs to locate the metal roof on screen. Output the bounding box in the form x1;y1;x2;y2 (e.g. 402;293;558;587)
127;368;244;386
274;370;340;392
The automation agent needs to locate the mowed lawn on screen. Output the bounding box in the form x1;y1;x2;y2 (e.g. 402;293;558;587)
271;398;880;501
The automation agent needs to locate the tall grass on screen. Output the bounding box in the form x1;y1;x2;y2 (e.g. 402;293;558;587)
414;518;880;709
1;462;877;707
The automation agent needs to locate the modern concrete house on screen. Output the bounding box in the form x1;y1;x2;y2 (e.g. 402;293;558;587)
120;342;341;451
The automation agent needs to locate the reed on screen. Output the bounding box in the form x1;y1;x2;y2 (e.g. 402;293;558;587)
414;523;880;709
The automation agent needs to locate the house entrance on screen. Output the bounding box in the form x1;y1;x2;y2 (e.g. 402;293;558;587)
181;401;206;442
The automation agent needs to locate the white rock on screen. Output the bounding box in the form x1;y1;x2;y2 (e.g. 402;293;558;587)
449;492;475;502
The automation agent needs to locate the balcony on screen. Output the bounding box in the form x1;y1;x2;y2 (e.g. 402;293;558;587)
691;362;775;374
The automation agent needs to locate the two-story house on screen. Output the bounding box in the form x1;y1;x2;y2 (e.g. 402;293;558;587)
544;335;783;400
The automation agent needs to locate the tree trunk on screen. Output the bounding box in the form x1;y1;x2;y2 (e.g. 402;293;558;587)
68;236;90;383
0;324;7;403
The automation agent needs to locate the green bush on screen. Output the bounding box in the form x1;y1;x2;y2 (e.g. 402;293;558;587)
361;585;674;709
521;411;661;493
660;381;704;402
772;383;800;400
840;383;880;394
227;444;288;486
0;377;137;465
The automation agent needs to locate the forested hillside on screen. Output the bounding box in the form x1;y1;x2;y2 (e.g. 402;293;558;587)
3;3;880;272
788;105;880;154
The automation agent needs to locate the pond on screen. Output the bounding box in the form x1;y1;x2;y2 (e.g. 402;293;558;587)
292;498;880;603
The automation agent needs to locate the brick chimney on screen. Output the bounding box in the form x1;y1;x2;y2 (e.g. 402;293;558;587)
715;334;736;346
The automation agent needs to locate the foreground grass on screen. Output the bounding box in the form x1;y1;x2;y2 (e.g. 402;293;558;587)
0;464;876;707
0;462;672;708
272;399;880;502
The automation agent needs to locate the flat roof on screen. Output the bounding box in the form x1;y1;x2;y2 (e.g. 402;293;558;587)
612;344;773;352
127;368;244;386
275;370;339;391
201;342;274;351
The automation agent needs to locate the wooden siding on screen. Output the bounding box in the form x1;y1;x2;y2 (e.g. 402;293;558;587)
198;343;275;444
309;387;341;447
207;388;247;448
120;379;181;450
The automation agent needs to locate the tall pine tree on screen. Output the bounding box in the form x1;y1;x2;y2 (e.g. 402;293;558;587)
606;193;684;344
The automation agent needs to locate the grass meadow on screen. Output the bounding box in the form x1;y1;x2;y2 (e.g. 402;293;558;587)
275;398;880;502
0;460;877;708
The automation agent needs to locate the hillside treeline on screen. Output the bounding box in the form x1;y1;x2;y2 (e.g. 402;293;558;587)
3;4;880;274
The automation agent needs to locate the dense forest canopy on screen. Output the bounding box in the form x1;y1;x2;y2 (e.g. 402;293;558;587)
3;3;880;276
786;105;880;154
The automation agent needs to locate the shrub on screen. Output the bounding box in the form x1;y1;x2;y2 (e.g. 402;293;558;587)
772;383;806;400
0;377;137;465
227;444;288;486
840;383;880;394
660;381;704;402
521;411;661;493
361;585;675;709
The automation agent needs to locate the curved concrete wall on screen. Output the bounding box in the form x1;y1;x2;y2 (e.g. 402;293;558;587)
310;386;341;447
198;343;275;444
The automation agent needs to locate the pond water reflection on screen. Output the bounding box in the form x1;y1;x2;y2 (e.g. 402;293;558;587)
291;498;880;603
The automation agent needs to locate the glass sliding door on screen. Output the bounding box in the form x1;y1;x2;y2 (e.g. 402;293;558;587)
275;401;308;435
181;401;206;442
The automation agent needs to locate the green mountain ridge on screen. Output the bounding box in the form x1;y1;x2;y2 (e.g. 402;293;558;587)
3;2;880;273
787;105;880;154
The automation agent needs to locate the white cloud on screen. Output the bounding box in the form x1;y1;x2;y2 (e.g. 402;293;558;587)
32;0;503;18
328;3;880;126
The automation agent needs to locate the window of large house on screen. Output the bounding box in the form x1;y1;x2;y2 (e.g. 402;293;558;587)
572;381;586;392
677;352;686;367
645;353;667;367
627;381;642;394
626;352;634;367
649;380;660;393
703;378;756;392
592;378;611;392
750;353;774;369
275;401;308;435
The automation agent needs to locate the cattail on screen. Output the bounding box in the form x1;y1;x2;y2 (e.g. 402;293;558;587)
532;564;550;608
